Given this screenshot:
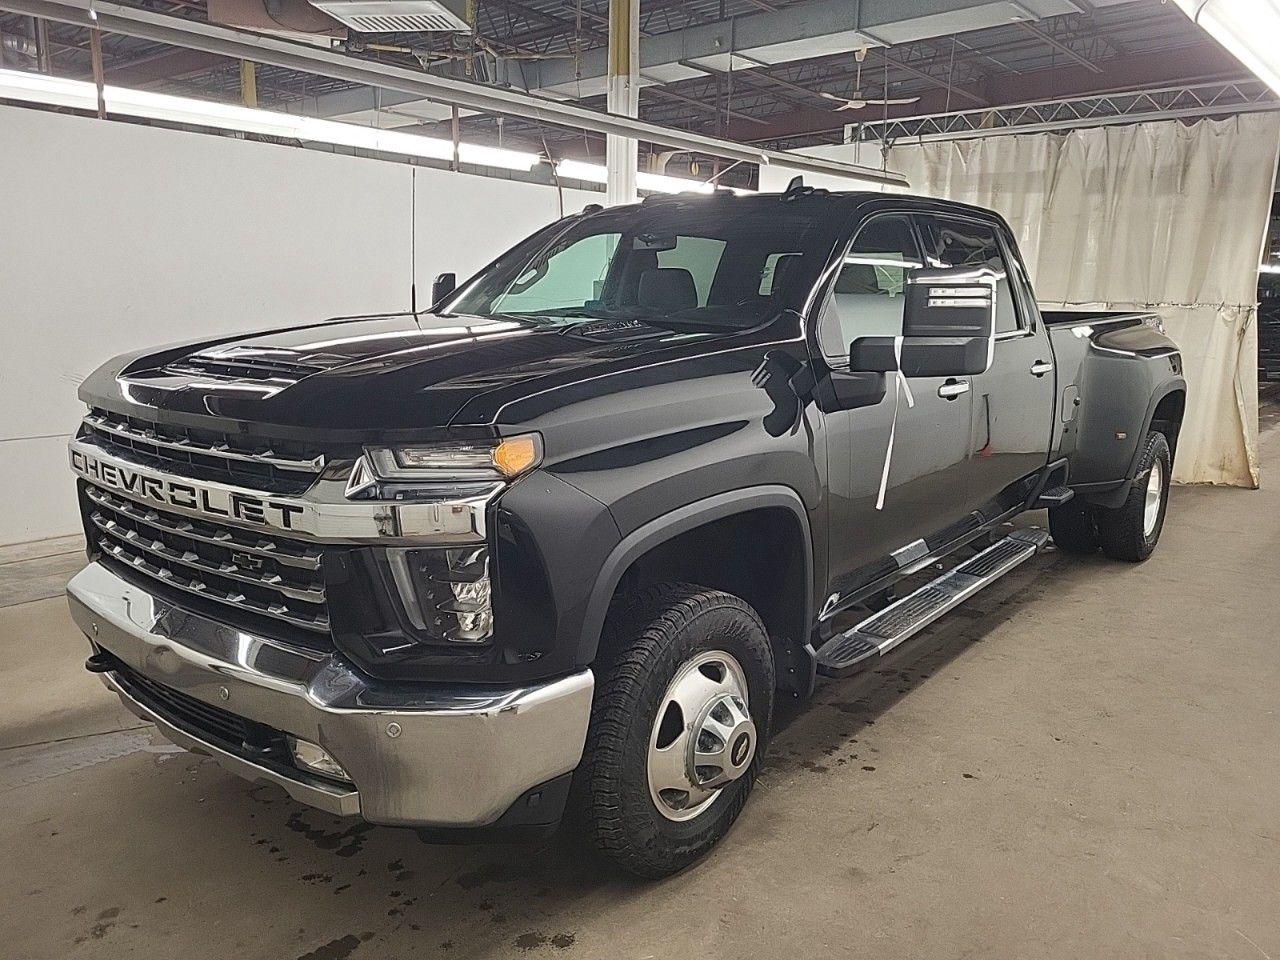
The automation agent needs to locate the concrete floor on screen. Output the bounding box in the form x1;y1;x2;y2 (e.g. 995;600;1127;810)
3;417;1279;960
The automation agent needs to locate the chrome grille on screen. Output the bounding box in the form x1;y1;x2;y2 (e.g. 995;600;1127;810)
86;483;330;636
82;410;325;494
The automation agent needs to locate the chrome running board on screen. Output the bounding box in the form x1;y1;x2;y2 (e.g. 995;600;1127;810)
815;529;1049;679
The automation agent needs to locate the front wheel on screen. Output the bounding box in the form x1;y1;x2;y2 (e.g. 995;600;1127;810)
1095;431;1172;562
571;582;775;878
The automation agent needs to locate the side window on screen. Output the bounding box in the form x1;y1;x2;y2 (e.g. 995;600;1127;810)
818;214;923;359
925;218;1021;335
492;233;620;313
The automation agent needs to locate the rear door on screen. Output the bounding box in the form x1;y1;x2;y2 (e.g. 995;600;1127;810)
920;214;1055;516
815;211;976;608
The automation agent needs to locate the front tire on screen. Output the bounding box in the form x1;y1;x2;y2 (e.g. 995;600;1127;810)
1096;431;1172;562
572;582;775;878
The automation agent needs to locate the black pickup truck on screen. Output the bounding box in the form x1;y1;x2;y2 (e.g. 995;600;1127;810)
67;188;1184;877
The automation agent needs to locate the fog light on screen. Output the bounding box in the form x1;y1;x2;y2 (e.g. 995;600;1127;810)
385;545;493;643
289;737;352;782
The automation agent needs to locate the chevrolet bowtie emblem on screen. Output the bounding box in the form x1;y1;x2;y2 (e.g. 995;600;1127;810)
230;551;266;571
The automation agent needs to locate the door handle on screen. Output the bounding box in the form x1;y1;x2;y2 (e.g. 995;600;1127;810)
938;379;970;400
1030;360;1054;377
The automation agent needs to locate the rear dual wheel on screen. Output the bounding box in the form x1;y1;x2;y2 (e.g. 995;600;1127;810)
1048;430;1171;562
571;582;774;879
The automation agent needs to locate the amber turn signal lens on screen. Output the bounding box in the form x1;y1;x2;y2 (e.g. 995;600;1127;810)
492;433;543;478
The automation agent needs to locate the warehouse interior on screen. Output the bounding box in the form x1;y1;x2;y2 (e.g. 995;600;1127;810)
2;0;1279;957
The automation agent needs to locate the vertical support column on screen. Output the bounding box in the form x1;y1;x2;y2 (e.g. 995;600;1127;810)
239;60;258;108
34;17;51;72
451;103;460;171
88;23;105;119
605;0;639;206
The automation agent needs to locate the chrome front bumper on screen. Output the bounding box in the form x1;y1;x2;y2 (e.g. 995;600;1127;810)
66;561;593;828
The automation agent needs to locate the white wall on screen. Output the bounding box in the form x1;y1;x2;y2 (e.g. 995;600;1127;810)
0;104;598;545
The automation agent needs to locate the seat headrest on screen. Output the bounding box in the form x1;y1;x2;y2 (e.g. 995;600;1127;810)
834;262;883;295
638;267;698;312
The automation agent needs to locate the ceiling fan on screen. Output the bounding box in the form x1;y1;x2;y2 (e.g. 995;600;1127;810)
821;48;921;111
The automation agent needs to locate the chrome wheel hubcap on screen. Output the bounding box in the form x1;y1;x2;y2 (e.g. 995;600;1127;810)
647;650;755;822
1143;460;1163;538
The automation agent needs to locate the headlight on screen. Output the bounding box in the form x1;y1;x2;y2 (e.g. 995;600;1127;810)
365;434;542;482
1141;314;1166;334
385;546;492;643
346;433;543;498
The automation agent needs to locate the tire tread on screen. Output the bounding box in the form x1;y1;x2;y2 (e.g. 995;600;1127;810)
1096;431;1170;562
573;582;771;878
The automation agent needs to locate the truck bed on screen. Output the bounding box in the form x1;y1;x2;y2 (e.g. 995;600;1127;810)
1040;308;1156;327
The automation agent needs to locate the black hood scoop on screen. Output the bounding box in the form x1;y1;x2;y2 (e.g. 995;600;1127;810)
163;345;356;384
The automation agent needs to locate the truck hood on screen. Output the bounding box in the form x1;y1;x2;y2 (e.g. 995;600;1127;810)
79;312;722;441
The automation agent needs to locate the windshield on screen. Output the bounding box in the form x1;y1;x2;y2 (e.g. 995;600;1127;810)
441;196;844;330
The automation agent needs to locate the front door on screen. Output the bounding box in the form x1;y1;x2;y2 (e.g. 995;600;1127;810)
815;212;976;615
919;215;1055;515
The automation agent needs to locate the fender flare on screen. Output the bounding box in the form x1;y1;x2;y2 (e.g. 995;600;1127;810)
1126;377;1187;480
575;485;815;666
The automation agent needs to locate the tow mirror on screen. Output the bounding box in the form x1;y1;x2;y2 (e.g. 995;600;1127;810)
432;272;457;306
850;266;997;378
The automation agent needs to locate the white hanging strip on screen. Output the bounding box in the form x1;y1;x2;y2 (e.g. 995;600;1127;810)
875;335;914;511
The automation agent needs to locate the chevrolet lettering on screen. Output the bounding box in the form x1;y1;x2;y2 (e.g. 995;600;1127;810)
70;446;304;529
66;190;1184;877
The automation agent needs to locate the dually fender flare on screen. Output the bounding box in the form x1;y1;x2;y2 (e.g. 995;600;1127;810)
1126;376;1187;480
575;485;815;666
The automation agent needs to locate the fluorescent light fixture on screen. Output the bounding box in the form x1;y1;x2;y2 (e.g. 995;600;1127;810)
1260;262;1280;274
555;158;609;184
1172;0;1280;96
639;170;718;195
458;141;540;170
0;68;541;171
555;158;754;197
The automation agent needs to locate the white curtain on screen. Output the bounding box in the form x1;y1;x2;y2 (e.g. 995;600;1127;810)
884;115;1280;487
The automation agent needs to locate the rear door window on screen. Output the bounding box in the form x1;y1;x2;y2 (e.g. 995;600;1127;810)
922;217;1022;334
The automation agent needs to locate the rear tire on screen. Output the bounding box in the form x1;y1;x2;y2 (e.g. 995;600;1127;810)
1048;498;1099;555
571;582;775;879
1096;431;1171;562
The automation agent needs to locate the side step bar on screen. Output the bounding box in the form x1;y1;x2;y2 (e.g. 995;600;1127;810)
1033;485;1075;507
815;529;1049;679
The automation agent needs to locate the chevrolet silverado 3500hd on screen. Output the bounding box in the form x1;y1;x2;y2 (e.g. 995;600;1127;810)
67;187;1184;877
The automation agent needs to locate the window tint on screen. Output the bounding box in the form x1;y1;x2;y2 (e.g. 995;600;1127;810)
492;233;620;314
927;218;1021;334
446;197;845;330
819;214;923;358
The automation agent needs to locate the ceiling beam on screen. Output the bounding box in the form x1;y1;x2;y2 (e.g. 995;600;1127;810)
525;0;1065;97
641;82;770;127
482;0;607;44
677;58;816;112
100;45;225;85
730;38;1241;145
0;0;907;185
1015;18;1102;74
865;46;987;106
